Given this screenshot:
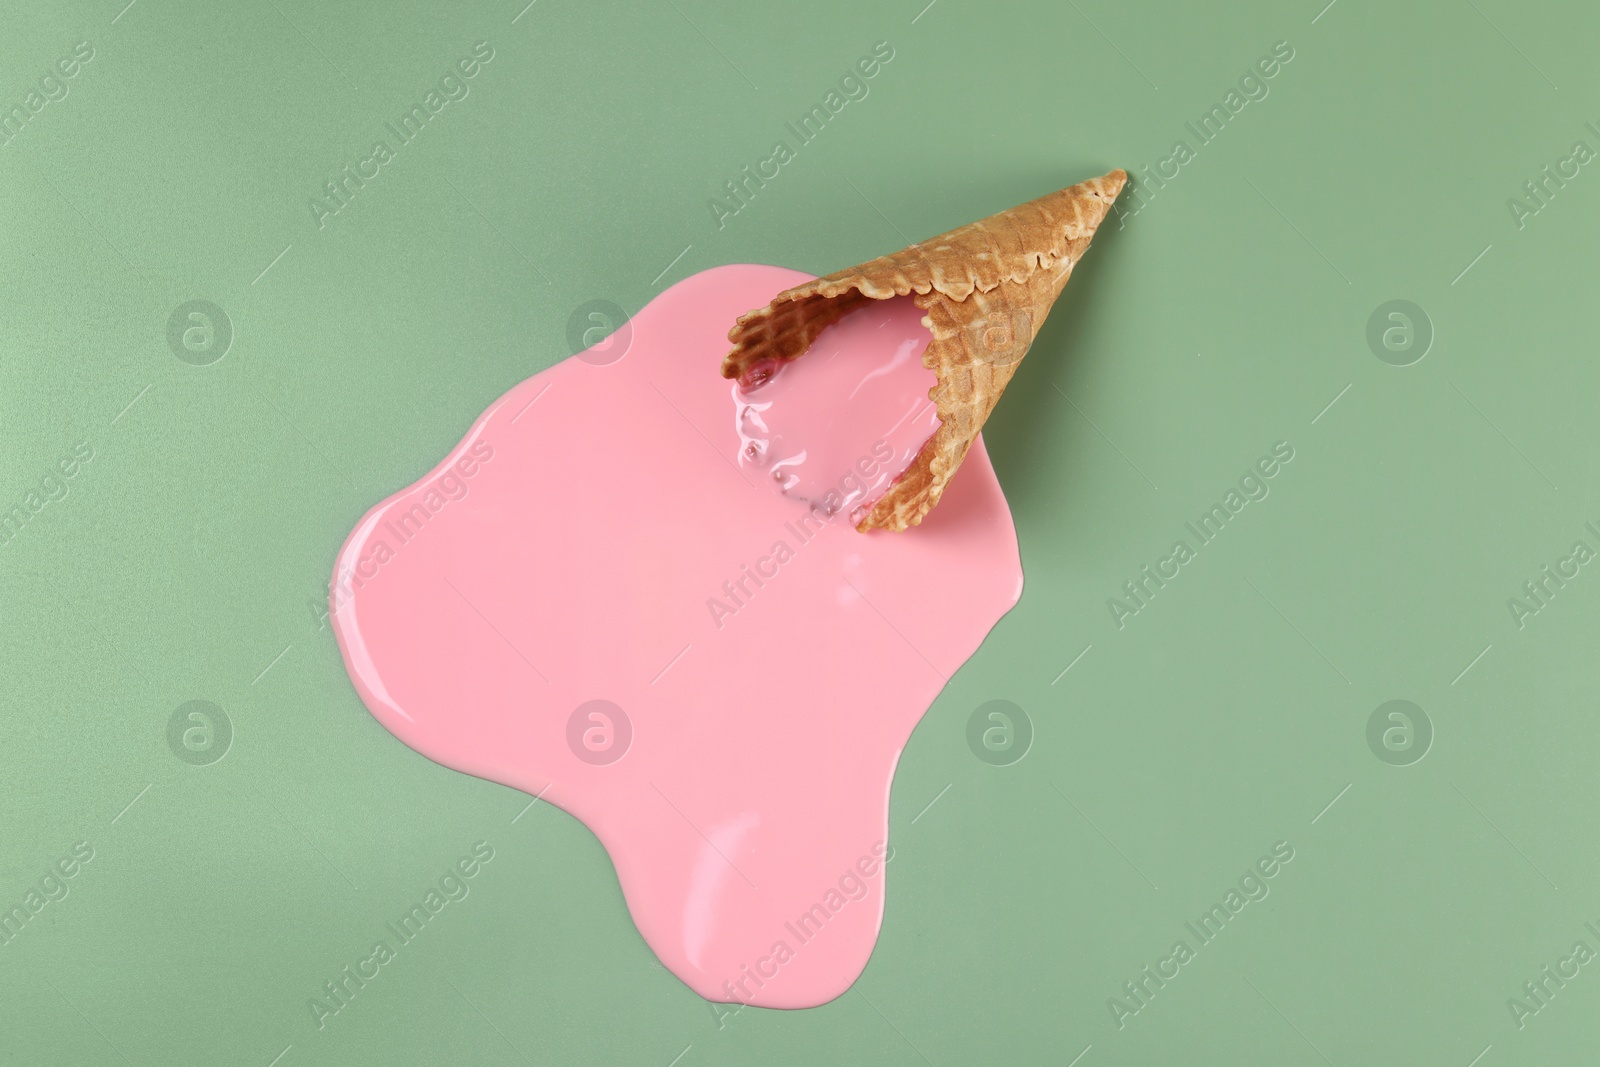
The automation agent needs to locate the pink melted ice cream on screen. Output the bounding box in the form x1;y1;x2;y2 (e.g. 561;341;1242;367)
330;264;1022;1008
732;295;940;524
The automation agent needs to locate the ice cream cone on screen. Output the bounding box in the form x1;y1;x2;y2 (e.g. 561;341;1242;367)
723;169;1127;532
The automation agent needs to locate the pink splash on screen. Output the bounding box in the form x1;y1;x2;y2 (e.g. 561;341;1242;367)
330;264;1022;1008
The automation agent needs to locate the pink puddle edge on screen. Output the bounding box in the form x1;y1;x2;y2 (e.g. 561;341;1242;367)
330;264;1024;1008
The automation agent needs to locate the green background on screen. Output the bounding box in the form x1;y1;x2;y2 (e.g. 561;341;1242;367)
3;0;1596;1063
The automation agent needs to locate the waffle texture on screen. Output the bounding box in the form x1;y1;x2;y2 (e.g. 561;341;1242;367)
722;169;1127;531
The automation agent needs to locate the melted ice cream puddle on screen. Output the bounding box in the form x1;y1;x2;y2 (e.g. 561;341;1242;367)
329;266;1021;1009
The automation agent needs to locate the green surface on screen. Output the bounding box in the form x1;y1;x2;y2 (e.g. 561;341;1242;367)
3;0;1597;1063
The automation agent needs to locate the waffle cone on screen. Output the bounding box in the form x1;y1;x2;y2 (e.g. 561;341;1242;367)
723;169;1127;532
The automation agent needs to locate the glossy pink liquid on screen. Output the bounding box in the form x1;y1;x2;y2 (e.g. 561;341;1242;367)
331;264;1022;1008
733;295;941;523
